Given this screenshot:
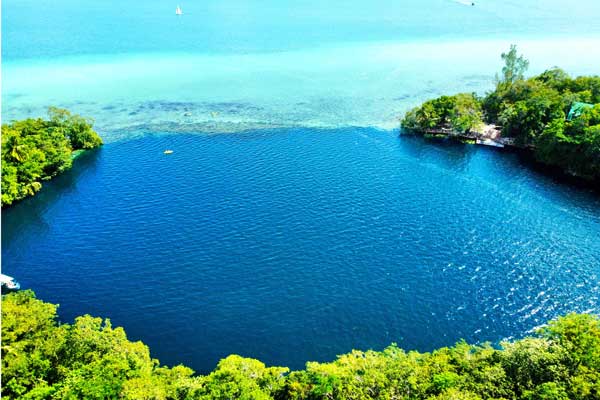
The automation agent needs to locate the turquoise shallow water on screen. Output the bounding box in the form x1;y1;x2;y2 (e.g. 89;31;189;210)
4;37;600;135
2;0;600;373
3;0;600;132
4;0;600;60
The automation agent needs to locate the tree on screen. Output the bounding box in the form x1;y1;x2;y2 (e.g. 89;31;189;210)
499;44;530;86
48;107;103;150
449;93;484;133
1;108;102;207
1;290;66;398
540;313;600;371
197;355;288;400
401;94;482;133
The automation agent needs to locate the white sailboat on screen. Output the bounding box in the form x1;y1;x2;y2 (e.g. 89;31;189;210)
175;5;183;15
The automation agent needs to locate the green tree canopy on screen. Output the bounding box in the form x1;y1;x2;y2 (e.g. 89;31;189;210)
2;291;600;400
401;93;483;134
1;108;103;207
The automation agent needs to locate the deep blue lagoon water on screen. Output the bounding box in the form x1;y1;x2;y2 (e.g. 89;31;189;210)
3;129;600;371
2;0;600;373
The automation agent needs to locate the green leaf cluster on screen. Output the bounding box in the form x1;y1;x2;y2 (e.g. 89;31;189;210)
3;291;600;399
498;44;530;87
1;108;103;207
402;93;484;134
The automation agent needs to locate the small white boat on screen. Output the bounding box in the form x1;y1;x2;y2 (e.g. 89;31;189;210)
1;273;21;291
175;5;183;15
164;150;174;154
476;138;504;148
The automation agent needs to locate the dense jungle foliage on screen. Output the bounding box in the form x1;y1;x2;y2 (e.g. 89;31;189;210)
1;108;103;207
2;290;599;399
401;46;600;181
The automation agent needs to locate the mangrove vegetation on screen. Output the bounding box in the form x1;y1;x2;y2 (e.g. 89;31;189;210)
401;46;600;182
1;108;103;207
2;290;600;399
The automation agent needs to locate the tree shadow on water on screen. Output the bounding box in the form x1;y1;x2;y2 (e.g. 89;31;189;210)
1;148;103;246
395;133;600;213
396;134;477;172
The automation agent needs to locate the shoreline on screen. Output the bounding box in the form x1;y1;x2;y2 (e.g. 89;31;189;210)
401;128;600;193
